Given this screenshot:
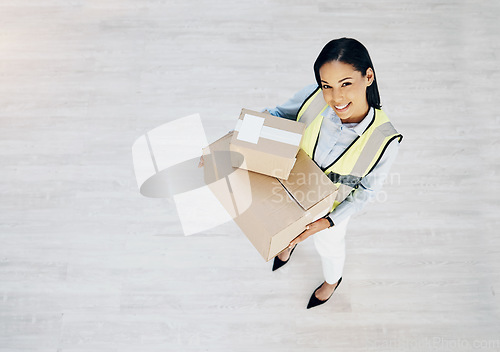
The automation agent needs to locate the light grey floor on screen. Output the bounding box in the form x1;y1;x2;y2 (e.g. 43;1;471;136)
1;1;499;351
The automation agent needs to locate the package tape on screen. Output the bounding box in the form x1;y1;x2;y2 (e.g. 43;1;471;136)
234;114;302;146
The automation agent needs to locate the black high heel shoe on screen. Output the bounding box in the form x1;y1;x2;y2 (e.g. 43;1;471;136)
272;245;297;271
306;277;342;309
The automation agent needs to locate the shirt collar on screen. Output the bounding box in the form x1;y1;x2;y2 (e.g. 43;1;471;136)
351;107;374;136
323;106;374;136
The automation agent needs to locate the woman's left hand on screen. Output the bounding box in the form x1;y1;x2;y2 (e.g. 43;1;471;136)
288;218;331;248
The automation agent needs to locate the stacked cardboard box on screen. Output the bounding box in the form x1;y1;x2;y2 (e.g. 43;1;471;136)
229;108;305;180
203;125;338;261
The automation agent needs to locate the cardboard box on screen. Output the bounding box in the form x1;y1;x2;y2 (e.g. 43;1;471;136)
203;132;338;261
229;108;305;180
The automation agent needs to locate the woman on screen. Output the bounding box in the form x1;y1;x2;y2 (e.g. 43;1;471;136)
266;38;402;309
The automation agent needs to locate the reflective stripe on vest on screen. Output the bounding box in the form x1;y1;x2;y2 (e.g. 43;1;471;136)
296;86;403;212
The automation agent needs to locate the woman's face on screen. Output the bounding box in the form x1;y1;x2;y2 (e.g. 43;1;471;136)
319;60;374;123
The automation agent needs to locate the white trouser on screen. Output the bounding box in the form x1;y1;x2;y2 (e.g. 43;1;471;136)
313;217;350;284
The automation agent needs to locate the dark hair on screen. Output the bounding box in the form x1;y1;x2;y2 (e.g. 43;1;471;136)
313;38;381;109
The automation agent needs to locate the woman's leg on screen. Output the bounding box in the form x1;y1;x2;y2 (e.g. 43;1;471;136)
313;217;350;285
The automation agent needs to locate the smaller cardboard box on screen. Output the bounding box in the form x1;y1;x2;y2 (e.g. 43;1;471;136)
203;132;338;261
229;108;305;180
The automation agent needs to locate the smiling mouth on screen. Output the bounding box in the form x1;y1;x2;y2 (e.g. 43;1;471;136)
334;102;351;111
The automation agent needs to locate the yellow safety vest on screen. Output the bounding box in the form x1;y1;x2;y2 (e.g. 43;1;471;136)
296;87;403;212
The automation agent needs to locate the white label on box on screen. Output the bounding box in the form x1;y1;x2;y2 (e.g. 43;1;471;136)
236;114;265;144
234;116;302;146
260;126;302;146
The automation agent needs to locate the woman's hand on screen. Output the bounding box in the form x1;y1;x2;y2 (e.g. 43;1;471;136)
198;155;204;168
288;218;331;248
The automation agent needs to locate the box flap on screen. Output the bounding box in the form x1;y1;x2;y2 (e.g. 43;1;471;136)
279;149;338;210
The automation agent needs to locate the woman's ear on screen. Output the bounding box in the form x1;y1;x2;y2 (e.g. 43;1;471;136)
365;67;374;86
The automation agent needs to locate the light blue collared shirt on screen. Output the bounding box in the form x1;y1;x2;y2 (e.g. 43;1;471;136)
265;84;401;225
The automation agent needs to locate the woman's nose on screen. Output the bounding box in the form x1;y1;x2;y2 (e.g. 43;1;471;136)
324;88;343;105
332;88;344;103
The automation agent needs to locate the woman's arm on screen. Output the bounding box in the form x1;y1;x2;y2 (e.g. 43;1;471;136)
264;83;318;120
326;138;401;225
288;139;400;247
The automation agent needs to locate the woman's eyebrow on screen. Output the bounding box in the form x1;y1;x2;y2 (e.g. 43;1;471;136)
321;77;353;84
